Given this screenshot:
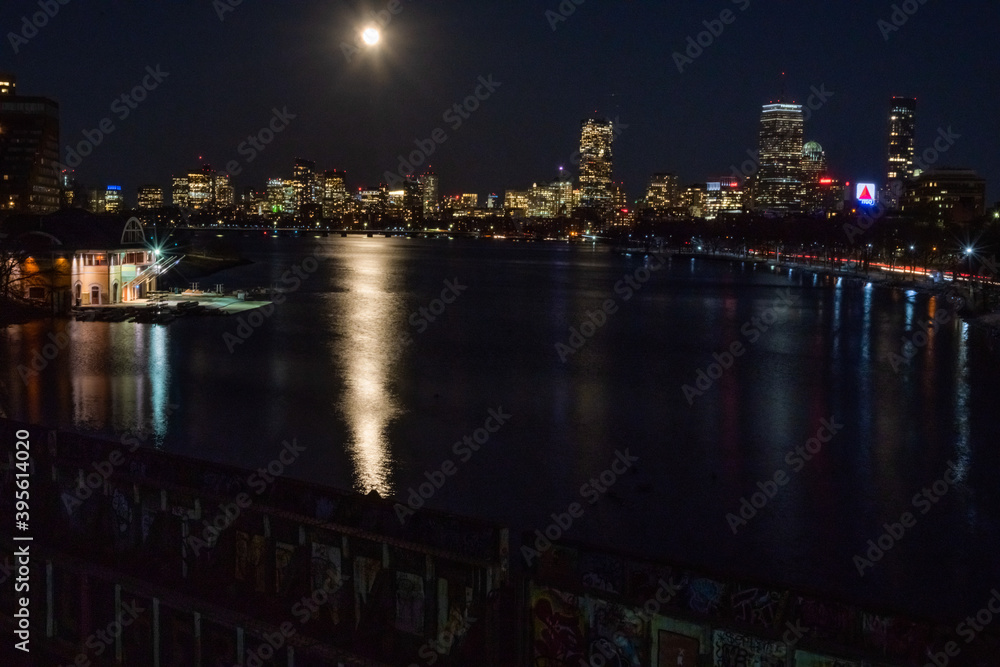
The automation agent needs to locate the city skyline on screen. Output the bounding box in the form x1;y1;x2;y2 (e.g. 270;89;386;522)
1;1;998;204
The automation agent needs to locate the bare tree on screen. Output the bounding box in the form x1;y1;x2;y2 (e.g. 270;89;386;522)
0;231;30;304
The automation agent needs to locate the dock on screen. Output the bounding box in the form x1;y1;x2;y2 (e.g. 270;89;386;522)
73;290;275;324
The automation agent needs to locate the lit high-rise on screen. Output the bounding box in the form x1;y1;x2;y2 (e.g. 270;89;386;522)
753;103;804;212
578;118;614;212
138;185;163;209
419;171;439;219
0;72;61;215
645;173;678;212
887;97;916;182
104;185;124;214
322;170;347;219
293;158;317;210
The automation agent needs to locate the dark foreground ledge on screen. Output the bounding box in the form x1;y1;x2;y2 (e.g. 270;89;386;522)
0;419;997;666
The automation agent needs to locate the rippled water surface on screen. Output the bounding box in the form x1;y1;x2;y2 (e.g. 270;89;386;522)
3;237;999;618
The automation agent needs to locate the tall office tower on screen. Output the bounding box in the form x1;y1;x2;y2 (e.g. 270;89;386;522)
645;173;678;212
504;190;530;215
0;73;60;215
419;171;439;219
802;141;827;182
486;193;498;209
801;141;829;213
214;173;234;208
704;178;744;219
578;118;614;212
172;176;190;207
552;180;574;216
103;186;124;213
403;177;424;225
187;166;214;210
59;170;76;208
138;185;163;209
322;170;347;219
754;103;804;212
87;188;106;214
887;97;916;181
266;178;285;214
460;194;479;208
293;158;317;210
282;179;297;215
680;184;707;218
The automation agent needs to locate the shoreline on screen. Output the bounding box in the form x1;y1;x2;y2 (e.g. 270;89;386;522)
678;250;1000;338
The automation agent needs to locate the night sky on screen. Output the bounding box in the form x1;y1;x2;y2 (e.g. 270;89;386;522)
2;0;998;204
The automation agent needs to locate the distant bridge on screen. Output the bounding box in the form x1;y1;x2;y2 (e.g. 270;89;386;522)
177;227;482;238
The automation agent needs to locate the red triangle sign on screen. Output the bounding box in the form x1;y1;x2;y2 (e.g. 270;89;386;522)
860;186;872;200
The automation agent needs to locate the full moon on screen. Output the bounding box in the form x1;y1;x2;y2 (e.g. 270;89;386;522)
362;28;380;46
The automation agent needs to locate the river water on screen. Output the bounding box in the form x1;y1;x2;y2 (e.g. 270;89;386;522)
3;236;999;619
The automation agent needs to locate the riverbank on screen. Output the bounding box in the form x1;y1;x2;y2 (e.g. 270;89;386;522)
0;299;52;326
680;250;1000;337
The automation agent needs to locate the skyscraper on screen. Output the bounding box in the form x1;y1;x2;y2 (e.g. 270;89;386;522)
172;176;189;208
578;118;614;212
403;177;424;226
104;186;124;214
0;73;61;216
887;97;916;182
419;171;439;219
322;170;347;219
802;141;827;182
645;173;678;212
753;103;804;212
293;159;317;211
138;185;163;209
